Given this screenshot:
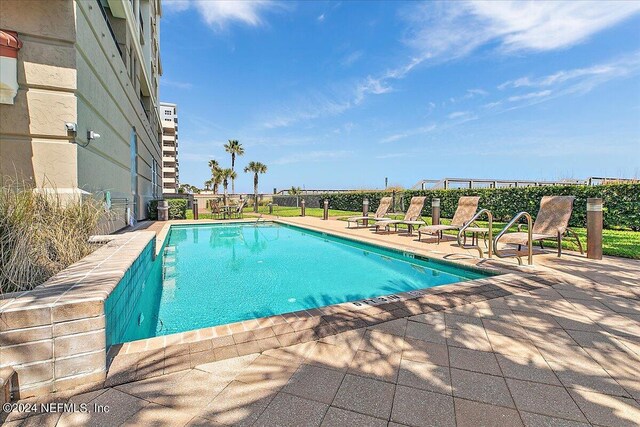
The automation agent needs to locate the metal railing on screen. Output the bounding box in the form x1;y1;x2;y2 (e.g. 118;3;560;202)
457;209;493;259
96;0;123;56
493;212;533;265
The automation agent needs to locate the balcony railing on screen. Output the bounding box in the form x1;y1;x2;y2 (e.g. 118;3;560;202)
97;0;123;56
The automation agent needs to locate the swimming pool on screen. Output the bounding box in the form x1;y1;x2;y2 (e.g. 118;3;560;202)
114;222;489;345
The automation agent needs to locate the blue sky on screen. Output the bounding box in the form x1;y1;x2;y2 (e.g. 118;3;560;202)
160;1;640;193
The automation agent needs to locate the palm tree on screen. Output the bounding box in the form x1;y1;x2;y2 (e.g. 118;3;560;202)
288;186;303;195
212;169;223;195
244;161;267;212
220;168;237;206
204;179;212;191
224;140;244;194
208;159;219;176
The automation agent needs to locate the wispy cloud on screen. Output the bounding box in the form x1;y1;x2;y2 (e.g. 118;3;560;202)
161;78;194;90
380;124;436;144
272;150;353;165
262;93;351;129
317;13;325;22
259;2;639;130
341;50;363;67
354;77;393;104
448;111;478;122
164;0;286;29
403;1;640;62
498;53;640;92
507;90;552;102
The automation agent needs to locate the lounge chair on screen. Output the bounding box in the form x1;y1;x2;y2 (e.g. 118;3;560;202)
495;195;583;257
230;200;246;219
417;196;480;244
210;199;224;219
374;196;426;234
347;197;392;228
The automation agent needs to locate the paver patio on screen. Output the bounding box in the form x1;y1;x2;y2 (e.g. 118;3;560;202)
2;217;639;426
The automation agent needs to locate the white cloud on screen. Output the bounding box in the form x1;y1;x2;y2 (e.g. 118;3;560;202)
354;77;393;104
403;1;640;62
483;101;502;109
380;124;436;144
164;0;284;28
342;50;363;67
507;90;552;102
272;150;353;165
262;94;351;129
499;54;640;91
467;88;488;97
317;13;325;22
161;78;194;90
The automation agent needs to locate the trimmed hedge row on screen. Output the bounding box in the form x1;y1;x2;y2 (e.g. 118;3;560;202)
148;199;187;220
321;184;640;230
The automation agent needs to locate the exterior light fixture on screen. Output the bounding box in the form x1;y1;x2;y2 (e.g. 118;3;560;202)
0;30;22;105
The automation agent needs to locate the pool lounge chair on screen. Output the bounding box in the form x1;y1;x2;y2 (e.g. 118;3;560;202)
495;195;583;257
347;197;392;228
210;199;224;219
230;200;246;219
374;196;426;234
417;196;480;244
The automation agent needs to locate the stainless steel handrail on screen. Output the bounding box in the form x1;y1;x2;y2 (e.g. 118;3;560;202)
457;209;493;258
493;211;533;265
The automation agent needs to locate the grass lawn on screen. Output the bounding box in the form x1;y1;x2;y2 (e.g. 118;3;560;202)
185;208;640;259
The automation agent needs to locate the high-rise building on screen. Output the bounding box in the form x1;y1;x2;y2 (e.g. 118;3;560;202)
0;0;163;230
160;102;179;194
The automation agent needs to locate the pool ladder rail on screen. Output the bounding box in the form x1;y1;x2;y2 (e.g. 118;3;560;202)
456;208;493;259
493;211;534;266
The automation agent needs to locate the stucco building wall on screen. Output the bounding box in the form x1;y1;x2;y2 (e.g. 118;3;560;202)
0;0;162;228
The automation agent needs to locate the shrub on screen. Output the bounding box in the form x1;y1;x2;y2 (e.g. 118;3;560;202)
0;183;105;293
321;184;640;230
148;199;187;220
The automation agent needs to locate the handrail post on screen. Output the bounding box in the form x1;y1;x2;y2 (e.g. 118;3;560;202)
487;211;493;259
301;199;306;217
323;199;329;220
527;213;533;265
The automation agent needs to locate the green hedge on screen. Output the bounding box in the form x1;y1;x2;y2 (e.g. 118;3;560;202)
148;199;187;220
321;184;640;230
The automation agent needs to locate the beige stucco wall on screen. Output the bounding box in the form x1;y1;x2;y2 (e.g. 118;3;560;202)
0;0;162;225
0;0;78;189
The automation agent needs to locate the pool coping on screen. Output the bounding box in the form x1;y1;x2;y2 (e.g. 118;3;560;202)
104;219;550;387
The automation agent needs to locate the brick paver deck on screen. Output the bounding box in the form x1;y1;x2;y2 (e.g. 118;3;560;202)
3;217;639;426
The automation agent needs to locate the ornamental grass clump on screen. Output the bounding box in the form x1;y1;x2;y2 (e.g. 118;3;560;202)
0;182;106;293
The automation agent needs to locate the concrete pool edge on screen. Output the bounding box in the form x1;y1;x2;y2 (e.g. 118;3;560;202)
105;270;556;388
104;219;548;388
0;231;156;399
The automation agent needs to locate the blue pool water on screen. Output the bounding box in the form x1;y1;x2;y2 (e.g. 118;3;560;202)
118;222;488;344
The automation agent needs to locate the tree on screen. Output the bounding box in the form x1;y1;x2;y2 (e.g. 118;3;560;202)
212;169;223;195
288;186;303;195
220;168;237;206
208;159;222;194
203;179;212;191
224;140;244;194
244;161;268;213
